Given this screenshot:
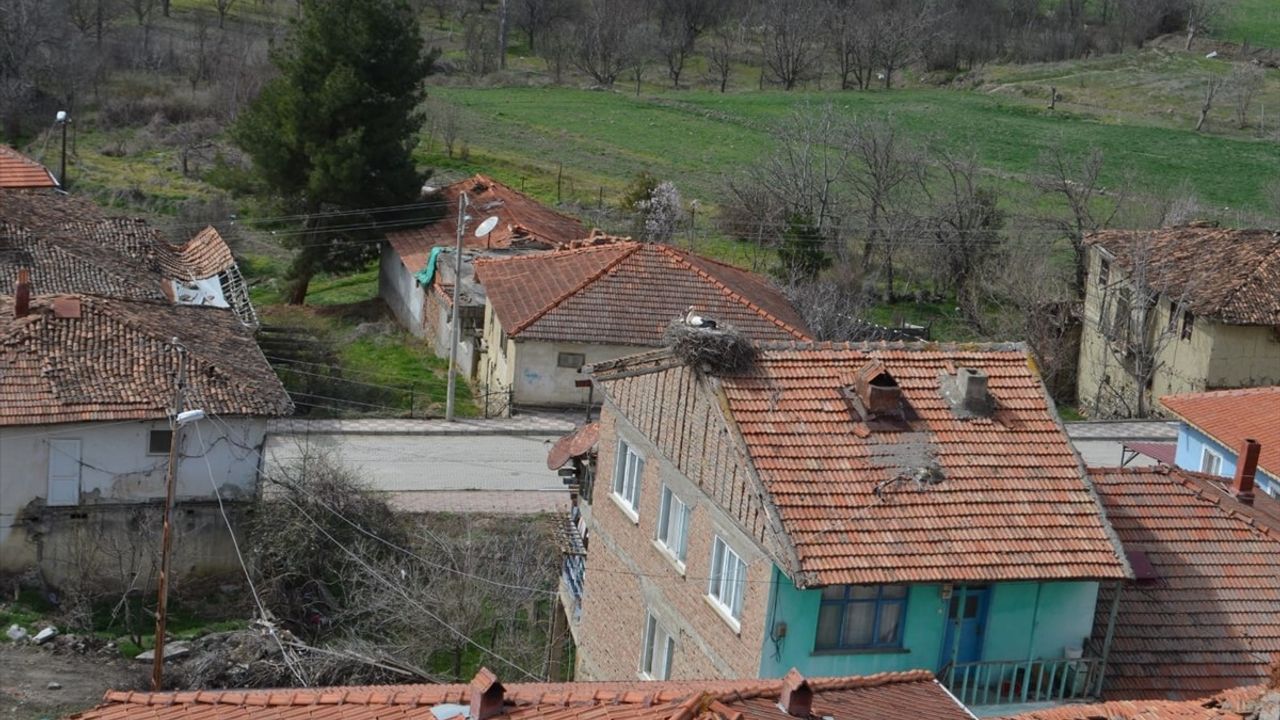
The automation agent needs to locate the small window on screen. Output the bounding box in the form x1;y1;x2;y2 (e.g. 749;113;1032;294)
1200;447;1222;476
557;352;586;369
640;611;675;679
1098;257;1111;289
148;429;173;455
708;536;747;623
612;439;644;515
656;485;691;565
815;585;908;651
1181;311;1194;341
1168;301;1178;332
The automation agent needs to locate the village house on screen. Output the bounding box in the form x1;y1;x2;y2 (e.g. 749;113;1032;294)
70;666;978;720
572;339;1131;712
473;240;810;409
378;174;586;350
1076;225;1280;418
1159;386;1280;498
1083;461;1280;698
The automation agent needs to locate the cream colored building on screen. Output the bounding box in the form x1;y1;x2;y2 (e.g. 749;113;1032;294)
473;240;811;411
1077;226;1280;418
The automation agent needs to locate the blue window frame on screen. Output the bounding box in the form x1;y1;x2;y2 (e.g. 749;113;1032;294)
815;585;908;651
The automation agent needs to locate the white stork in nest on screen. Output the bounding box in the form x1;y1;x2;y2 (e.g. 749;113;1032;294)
684;306;718;329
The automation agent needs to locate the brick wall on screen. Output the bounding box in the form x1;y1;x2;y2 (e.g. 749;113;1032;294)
574;374;780;682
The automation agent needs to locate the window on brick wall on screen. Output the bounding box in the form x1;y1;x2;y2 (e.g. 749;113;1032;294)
656;485;691;566
708;535;746;624
640;611;675;680
612;439;644;515
815;585;908;651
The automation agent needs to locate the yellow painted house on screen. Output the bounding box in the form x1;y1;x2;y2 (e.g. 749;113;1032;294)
1076;225;1280;418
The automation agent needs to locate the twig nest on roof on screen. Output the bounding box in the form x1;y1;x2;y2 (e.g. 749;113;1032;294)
664;320;756;374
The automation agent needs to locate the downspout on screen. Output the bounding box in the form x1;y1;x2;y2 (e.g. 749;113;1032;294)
949;586;968;670
1094;582;1124;697
1024;582;1044;661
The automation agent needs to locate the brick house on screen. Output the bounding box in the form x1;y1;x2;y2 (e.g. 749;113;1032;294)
1076;225;1280;418
1160;386;1280;498
473;241;810;409
573;341;1131;712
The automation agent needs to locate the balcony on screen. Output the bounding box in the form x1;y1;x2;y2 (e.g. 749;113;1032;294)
941;657;1103;709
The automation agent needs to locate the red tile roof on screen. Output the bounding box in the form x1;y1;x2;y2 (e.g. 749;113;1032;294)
547;421;599;469
0;146;57;189
1001;685;1275;719
592;342;1129;586
1087;466;1280;699
0;294;292;426
386;175;587;273
474;243;810;346
73;669;976;720
1085;226;1280;325
1160;386;1280;483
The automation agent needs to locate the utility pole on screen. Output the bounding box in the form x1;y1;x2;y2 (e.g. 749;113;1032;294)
56;111;70;189
152;341;187;691
446;193;469;422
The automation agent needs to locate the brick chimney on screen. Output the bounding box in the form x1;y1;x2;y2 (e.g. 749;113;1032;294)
778;668;813;718
469;667;505;720
1231;438;1261;506
14;268;30;319
853;361;903;418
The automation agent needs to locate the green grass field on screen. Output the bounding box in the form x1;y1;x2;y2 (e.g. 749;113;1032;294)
1216;0;1280;48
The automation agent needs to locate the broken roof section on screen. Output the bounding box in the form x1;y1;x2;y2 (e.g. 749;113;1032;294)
1087;465;1280;699
0;146;58;189
1085;225;1280;326
386;174;588;274
591;341;1130;586
474;240;811;345
1000;685;1276;720
0;294;291;426
72;668;977;720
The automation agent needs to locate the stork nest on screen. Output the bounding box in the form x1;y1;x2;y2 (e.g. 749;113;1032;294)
664;320;756;374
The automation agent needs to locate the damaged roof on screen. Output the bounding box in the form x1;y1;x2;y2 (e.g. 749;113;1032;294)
1000;685;1276;720
1085;226;1280;325
474;242;811;346
71;668;976;720
0;146;58;189
0;294;292;426
1161;386;1280;484
591;342;1130;586
1086;466;1280;700
386;175;587;273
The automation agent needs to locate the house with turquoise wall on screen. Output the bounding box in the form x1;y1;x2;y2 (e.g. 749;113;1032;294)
1162;387;1279;499
578;342;1132;711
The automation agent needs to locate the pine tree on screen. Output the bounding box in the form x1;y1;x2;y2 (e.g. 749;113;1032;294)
234;0;438;304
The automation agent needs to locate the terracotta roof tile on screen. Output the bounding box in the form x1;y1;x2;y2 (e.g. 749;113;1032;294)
0;146;57;189
593;342;1129;585
1160;386;1280;483
73;670;975;720
1000;686;1275;719
386;175;587;273
0;294;292;426
1085;226;1280;325
1087;466;1280;699
474;243;810;345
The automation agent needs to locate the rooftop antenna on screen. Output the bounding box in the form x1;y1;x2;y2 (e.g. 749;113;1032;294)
476;215;499;250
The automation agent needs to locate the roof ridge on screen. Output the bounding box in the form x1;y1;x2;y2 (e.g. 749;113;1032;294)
507;242;641;334
1208;232;1280;319
655;245;809;340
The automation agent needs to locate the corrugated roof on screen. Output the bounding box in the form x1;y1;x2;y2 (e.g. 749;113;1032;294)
386;175;587;273
474;242;810;346
592;342;1130;586
1085;226;1280;325
1161;386;1280;483
72;669;976;720
0;294;292;426
0;146;57;189
1088;466;1280;699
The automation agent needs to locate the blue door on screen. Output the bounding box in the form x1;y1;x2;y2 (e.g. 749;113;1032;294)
939;586;991;670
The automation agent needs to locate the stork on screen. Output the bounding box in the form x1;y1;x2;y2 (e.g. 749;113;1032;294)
684;306;717;329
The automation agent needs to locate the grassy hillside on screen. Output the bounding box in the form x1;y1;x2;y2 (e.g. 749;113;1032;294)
1216;0;1280;48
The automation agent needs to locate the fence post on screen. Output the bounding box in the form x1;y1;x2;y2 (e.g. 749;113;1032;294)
556;163;563;203
409;383;415;418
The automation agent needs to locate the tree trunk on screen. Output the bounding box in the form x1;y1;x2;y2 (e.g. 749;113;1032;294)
1185;26;1195;51
497;0;509;70
285;272;312;305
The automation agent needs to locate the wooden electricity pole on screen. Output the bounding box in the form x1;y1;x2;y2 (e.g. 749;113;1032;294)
152;342;187;690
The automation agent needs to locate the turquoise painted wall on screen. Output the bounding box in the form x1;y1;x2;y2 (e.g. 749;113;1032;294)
757;567;1100;678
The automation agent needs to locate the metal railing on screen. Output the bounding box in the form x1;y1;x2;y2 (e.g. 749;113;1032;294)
561;555;585;622
942;657;1102;707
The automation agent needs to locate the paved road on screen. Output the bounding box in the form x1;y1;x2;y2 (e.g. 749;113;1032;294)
264;430;572;514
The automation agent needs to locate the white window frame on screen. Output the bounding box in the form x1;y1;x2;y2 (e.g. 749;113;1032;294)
1200;447;1223;476
707;535;747;628
655;484;691;569
639;611;675;680
612;439;644;519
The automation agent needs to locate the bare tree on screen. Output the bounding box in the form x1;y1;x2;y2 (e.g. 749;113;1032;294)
873;1;933;89
825;0;877;90
705;17;744;92
1184;0;1234;50
569;0;649;87
1033;144;1129;299
783;278;873;340
654;0;729;88
1194;73;1225;132
212;0;237;28
758;0;822;90
513;0;576;52
929;149;1005;329
1227;63;1264;130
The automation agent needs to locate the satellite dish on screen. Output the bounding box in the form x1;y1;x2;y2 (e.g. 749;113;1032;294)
475;216;500;238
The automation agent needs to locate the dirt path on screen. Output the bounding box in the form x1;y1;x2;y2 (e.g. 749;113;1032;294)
0;644;135;720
